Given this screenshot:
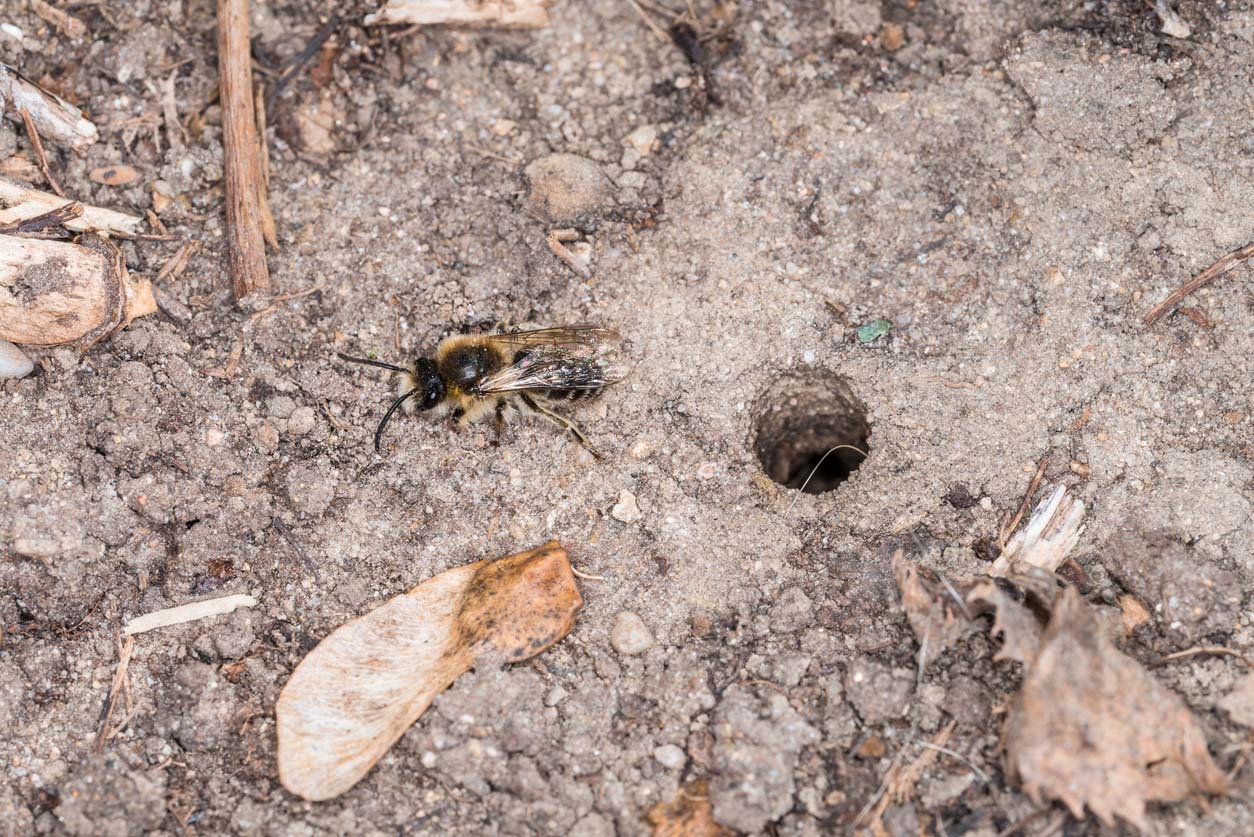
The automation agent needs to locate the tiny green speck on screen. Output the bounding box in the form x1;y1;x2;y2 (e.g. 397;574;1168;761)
367;347;380;359
856;319;893;343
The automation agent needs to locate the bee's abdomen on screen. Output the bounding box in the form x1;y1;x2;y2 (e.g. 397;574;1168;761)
542;387;599;402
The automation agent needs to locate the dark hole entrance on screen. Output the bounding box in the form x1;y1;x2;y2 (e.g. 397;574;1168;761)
754;373;871;494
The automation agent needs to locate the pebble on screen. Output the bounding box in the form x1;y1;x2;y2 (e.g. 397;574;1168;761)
610;611;654;655
610;490;641;523
287;406;316;436
0;340;34;379
653;744;686;769
625;124;658;156
524;153;613;223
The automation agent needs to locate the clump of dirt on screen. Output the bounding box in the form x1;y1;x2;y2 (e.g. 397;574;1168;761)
2;1;1253;835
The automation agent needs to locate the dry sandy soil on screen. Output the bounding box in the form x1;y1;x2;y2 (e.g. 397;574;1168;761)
2;0;1253;834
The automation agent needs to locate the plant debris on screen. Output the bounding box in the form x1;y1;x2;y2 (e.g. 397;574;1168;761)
365;0;551;28
0;233;156;348
855;318;892;343
646;780;730;837
123;594;257;635
991;485;1084;577
892;551;975;669
1003;587;1228;828
276;541;582;801
0;63;98;153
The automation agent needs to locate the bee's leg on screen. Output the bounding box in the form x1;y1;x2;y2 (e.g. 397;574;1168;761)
449;406;466;430
520;394;601;460
494;401;508;440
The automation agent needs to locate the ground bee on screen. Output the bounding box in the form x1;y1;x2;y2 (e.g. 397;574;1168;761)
339;325;627;457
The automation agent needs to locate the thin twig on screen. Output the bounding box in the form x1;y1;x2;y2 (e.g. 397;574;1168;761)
266;14;343;115
94;634;135;753
19;107;64;197
1151;645;1254;670
629;0;670;41
998;456;1047;548
1145;241;1254;325
917;740;990;783
570;566;606;581
156;240;202;282
546;230;592;279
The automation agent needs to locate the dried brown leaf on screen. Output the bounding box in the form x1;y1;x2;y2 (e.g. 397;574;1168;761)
966;579;1043;665
646;780;731;837
1003;587;1228;828
276;541;582;801
892;551;975;669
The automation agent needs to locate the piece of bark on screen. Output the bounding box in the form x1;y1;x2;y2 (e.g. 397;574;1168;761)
1003;587;1228;828
0;233;156;346
364;0;551;28
0;63;97;153
216;0;271;306
0;176;142;237
276;541;582;801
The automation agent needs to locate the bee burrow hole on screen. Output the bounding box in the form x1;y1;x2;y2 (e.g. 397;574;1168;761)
753;372;871;494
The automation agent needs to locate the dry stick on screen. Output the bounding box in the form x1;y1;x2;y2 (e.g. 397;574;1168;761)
217;0;272;307
1151;645;1254;670
995;807;1055;837
998;456;1047;548
156;240;202;283
19;107;64;197
0;200;82;235
94;634;135;754
1144;241;1254;325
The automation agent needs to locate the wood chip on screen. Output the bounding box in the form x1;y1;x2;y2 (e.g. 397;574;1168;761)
123;593;258;636
365;0;551;28
0;62;97;152
0;175;143;237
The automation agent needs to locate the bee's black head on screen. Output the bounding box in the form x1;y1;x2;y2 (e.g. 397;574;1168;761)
412;357;445;410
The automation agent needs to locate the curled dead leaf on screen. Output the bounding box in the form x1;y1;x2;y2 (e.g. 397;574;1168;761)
647;780;731;837
1003;587;1227;828
0;233;156;347
966;579;1043;665
276;541;582;801
892;551;976;669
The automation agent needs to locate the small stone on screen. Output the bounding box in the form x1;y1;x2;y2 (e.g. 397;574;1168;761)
625;124;658;156
287;406;316;436
610;611;654;655
653;744;686;769
544;685;569;707
1219;674;1254;728
492;118;516;136
770;587;813;632
610;490;641;523
0;340;34;379
205;428;226;447
525;153;613;223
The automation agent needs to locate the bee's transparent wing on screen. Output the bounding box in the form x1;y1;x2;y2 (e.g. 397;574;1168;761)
474;348;629;394
488;325;621;348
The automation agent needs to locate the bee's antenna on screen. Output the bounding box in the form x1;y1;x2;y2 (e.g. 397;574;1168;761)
374;387;420;452
337;353;410;374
